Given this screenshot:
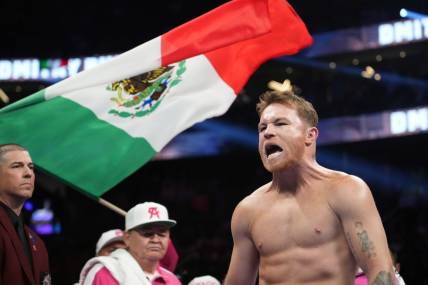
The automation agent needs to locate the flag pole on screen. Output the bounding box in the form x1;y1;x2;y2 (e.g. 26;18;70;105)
97;197;127;217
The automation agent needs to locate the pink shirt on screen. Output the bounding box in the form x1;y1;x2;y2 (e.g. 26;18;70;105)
92;266;182;285
153;267;182;285
91;267;118;285
355;273;368;285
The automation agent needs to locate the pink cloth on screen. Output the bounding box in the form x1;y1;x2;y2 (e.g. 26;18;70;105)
92;266;181;285
92;267;119;285
154;266;182;285
355;274;368;285
160;240;179;272
355;272;404;285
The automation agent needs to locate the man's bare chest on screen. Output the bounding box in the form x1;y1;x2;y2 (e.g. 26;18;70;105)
250;195;341;256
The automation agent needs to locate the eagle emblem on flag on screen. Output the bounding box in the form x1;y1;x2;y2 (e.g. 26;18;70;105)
107;60;186;118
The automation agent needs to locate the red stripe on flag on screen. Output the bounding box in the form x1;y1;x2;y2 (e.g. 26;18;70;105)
161;0;271;66
205;0;313;94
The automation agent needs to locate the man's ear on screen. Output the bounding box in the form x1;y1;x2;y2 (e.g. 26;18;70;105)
123;231;131;247
305;127;318;146
395;263;401;273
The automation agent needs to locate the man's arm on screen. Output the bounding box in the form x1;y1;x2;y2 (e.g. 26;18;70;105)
224;200;259;285
332;175;395;285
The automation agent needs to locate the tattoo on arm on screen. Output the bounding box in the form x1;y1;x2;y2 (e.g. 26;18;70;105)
355;221;376;258
371;271;393;285
350;223;392;285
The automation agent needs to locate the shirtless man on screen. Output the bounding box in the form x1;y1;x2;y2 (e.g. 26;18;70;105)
224;91;395;285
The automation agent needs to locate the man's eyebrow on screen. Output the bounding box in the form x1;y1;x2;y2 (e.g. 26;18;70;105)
273;117;289;122
10;161;34;166
259;117;288;124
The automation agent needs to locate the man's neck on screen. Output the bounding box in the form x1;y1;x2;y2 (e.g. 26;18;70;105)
271;160;326;193
0;196;23;216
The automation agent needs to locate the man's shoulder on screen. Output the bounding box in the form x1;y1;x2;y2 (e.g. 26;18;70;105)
326;172;369;194
80;255;121;284
232;182;273;223
248;182;272;199
81;262;120;285
237;182;271;209
324;172;372;212
0;205;10;225
94;266;119;284
0;208;16;240
0;210;9;231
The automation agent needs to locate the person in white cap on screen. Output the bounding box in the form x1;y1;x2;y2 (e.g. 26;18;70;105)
188;275;221;285
79;202;182;285
96;229;126;256
95;228;179;271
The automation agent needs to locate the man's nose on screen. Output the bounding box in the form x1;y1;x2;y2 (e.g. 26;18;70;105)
23;166;34;177
264;124;275;138
150;235;163;243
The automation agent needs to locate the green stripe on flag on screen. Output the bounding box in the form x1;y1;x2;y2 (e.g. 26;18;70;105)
0;93;156;197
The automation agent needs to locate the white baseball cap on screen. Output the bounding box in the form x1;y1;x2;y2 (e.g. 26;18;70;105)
188;275;221;285
125;202;176;231
95;229;124;254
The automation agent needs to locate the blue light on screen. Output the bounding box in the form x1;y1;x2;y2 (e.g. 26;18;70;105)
400;9;408;18
54;222;62;234
399;8;427;19
31;205;56;235
34;223;53;235
24;201;33;211
31;208;54;222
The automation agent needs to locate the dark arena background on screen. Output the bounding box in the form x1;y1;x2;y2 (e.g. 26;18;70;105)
1;0;428;283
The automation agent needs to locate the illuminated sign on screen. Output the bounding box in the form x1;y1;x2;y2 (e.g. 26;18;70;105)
317;106;428;145
390;107;428;135
300;17;428;58
378;18;428;46
0;55;114;82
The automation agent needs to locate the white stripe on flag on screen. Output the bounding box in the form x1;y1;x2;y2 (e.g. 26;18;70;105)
57;55;236;151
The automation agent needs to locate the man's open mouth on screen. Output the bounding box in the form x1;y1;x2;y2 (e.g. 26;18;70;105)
265;144;283;158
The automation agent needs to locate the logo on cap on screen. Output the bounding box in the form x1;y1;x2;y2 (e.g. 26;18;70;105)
148;207;160;219
125;202;176;231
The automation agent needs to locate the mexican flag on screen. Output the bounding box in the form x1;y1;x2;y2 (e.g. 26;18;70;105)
0;0;312;197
